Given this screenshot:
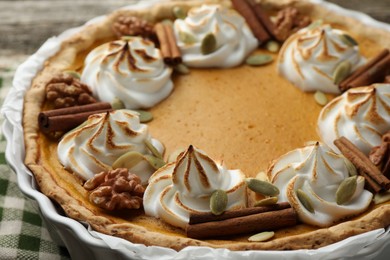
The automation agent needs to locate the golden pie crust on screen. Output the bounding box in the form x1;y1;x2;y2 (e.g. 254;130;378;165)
23;0;390;251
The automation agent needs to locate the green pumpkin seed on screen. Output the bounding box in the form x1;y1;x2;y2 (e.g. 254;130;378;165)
144;139;163;159
174;63;190;74
111;97;125;110
245;54;273;66
246;178;279;196
336;176;357;205
168;148;186;163
296;189;315;213
178;31;197;44
333;60;352;85
201;33;217;55
254;197;278;207
265;41;280;53
374;191;390;205
248;231;275;242
210;189;228;215
173;6;187;19
339;33;358;47
144;155;166;170
255;171;268;182
134;110;153;123
307;19;323;30
344;157;357;176
112;151;145;169
64;70;81;79
161;19;173;26
314;90;328;106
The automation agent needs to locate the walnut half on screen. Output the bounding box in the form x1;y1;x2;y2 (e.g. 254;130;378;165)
46;74;96;108
84;168;145;211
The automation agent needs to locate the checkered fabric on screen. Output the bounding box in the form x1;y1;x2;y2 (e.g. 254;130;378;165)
0;59;70;259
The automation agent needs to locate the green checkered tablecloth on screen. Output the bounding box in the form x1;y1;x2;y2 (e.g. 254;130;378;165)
0;57;70;259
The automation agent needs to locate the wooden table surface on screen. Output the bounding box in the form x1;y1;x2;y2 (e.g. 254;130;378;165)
0;0;389;57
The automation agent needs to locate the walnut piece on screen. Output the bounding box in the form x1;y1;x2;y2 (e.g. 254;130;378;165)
112;16;156;41
46;74;96;108
84;168;145;211
274;7;311;42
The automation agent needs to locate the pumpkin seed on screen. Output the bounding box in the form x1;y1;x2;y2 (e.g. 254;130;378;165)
245;54;273;66
248;231;275;242
314;90;328;106
307;19;323;30
64;70;81;79
174;63;190;74
201;33;217;55
144;155;166;170
255;171;268;182
339;33;358;47
304;140;319;146
246;178;279;196
173;6;187;19
121;36;136;41
210;189;228;215
296;189;315;213
134;110;153;123
144;139;163;159
265;41;280;53
336;176;357;205
178;31;197;44
161;19;173;26
112;151;144;169
333;60;352;85
344;157;357;176
374;191;390;205
111;97;125;110
254;197;278;207
168;148;186;163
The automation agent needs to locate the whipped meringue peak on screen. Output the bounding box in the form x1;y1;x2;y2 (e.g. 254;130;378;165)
268;142;372;227
143;145;247;228
318;84;390;154
57;109;164;183
173;4;258;68
278;24;364;94
81;37;173;109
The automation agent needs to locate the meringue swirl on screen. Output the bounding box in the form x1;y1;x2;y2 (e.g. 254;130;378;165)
143;145;247;229
57;109;164;183
81;37;173;109
173;4;258;68
318;84;390;154
278;24;364;94
268;142;372;227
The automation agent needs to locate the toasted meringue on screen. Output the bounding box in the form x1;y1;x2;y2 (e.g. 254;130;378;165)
318;84;390;154
81;37;173;109
57;110;164;183
278;24;364;94
268;142;372;227
143;145;247;229
173;5;258;68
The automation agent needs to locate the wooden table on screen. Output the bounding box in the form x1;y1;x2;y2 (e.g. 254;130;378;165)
0;0;389;56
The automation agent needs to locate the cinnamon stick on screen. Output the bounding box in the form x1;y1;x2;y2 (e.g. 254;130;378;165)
189;202;291;224
358;169;382;193
155;22;182;65
164;23;182;65
39;102;112;133
252;2;276;38
232;0;271;43
334;137;390;190
339;49;390;92
155;23;171;63
186;208;297;239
